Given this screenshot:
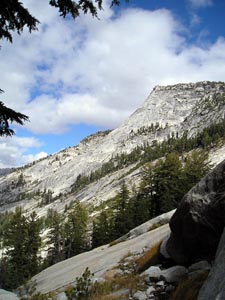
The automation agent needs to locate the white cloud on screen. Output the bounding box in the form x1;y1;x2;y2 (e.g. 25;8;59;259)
188;0;213;8
21;152;48;165
23;93;128;134
0;137;47;168
0;0;225;167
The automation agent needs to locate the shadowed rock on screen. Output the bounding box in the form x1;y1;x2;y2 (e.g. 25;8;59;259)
198;227;225;300
161;266;188;283
166;158;225;264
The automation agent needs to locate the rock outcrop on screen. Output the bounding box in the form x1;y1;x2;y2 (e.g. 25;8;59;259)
33;224;170;294
1;81;225;213
0;289;18;300
198;227;225;300
166;158;225;264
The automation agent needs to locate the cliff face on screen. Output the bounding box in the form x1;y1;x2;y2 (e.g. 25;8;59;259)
166;158;225;264
198;227;225;300
0;81;225;213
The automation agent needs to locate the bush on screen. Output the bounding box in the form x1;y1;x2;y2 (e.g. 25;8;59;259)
135;241;162;273
66;267;93;300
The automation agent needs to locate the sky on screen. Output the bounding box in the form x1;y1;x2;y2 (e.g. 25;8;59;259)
0;0;225;168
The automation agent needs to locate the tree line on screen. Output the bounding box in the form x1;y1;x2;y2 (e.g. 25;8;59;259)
92;150;210;247
71;118;225;193
0;202;89;290
0;148;210;290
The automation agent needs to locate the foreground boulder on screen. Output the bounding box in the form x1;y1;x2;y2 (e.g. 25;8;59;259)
198;227;225;300
0;289;19;300
167;158;225;264
161;266;188;283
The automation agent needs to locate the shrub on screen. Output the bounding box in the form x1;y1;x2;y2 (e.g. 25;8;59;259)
135;241;162;273
66;267;93;300
148;220;166;231
109;239;121;247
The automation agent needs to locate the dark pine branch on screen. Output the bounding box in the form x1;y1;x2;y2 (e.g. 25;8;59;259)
0;95;29;137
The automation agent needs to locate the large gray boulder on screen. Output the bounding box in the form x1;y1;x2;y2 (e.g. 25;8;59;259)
198;227;225;300
0;289;19;300
160;266;188;283
167;159;225;264
143;266;162;281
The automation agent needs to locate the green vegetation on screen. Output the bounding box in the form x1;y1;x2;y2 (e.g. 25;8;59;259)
71;118;225;193
135;241;162;273
0;148;211;291
0;119;223;291
0;202;90;290
66;265;146;300
18;280;55;300
92;149;210;248
43;202;89;268
0;208;42;290
66;267;94;300
0;93;29;137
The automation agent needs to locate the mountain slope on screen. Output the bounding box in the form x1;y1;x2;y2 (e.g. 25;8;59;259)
33;216;172;294
0;81;225;213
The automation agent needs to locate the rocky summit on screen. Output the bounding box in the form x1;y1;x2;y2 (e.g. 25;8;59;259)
0;81;225;216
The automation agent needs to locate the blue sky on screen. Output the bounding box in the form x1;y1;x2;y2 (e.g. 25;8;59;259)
0;0;225;168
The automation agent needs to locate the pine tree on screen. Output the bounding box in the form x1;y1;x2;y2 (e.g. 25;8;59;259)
139;164;155;218
1;208;42;289
92;210;111;248
25;212;42;276
183;150;210;191
46;210;65;266
113;182;132;238
129;192;150;227
0;95;29;137
64;202;89;258
151;153;184;215
2;207;28;288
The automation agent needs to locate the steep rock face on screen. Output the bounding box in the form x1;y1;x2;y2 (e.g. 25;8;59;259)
0;81;225;208
198;227;225;300
166;158;225;264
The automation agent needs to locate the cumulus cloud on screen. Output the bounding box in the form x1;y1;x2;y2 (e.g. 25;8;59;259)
0;0;225;167
23;93;128;134
21;152;48;165
1;1;224;133
0;137;47;168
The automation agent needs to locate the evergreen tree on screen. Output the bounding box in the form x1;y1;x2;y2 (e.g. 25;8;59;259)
129;192;150;227
151;153;184;215
45;211;65;266
1;207;42;289
25;212;42;276
64;202;89;258
0;95;29;137
92;210;111;248
2;207;28;289
183;150;210;191
139;164;155;218
113;182;132;238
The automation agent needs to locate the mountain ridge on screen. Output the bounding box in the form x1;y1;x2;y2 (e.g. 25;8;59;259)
0;81;225;214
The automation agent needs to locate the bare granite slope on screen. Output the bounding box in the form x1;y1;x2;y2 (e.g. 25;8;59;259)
0;81;225;212
33;223;170;294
